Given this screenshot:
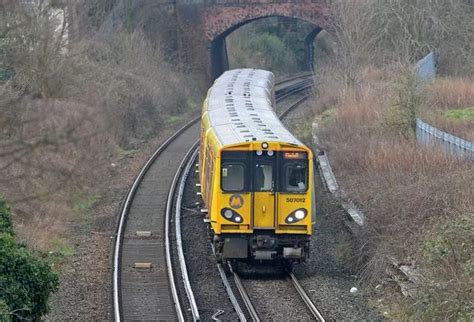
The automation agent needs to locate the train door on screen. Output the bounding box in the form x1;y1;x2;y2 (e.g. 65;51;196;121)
252;153;276;229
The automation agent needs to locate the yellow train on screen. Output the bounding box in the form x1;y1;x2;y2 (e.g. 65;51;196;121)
199;69;314;264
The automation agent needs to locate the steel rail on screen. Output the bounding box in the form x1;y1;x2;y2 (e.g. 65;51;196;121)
112;117;199;322
211;243;248;322
214;80;314;322
229;263;261;322
279;92;312;119
289;272;325;321
174;143;201;321
280;88;324;321
275;72;313;86
165;141;202;321
276;81;313;102
113;74;314;322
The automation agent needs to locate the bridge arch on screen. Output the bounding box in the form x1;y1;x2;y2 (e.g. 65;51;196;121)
202;4;330;79
173;1;333;81
202;3;330;42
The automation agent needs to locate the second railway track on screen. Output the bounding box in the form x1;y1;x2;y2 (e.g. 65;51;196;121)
112;74;315;321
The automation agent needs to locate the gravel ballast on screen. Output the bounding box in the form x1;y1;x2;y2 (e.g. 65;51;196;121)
180;161;240;321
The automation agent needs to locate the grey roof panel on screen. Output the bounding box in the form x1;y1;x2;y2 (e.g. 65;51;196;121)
208;69;302;146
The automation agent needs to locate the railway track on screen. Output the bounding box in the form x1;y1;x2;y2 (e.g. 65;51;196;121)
112;74;314;321
227;264;325;321
174;86;321;321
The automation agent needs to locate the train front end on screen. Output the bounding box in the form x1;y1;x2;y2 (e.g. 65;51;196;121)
210;141;314;264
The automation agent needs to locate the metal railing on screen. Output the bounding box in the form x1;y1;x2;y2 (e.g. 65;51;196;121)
415;52;473;160
416;119;473;160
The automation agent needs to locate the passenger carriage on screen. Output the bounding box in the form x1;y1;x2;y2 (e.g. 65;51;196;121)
199;69;315;264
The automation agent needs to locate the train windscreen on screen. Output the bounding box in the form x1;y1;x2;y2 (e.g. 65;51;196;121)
221;151;249;192
220;150;308;192
280;152;308;192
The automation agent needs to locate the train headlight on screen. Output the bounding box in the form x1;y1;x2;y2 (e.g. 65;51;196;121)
221;208;244;223
224;209;233;219
295;210;305;220
261;142;269;149
285;208;307;224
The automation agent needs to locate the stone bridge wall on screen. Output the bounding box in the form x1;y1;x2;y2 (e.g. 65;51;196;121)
110;0;333;81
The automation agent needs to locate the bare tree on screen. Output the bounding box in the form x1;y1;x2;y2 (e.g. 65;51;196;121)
325;0;474;83
1;0;69;98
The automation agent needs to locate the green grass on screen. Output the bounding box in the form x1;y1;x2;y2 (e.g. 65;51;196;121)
444;106;474;121
71;193;101;216
50;237;75;257
115;145;139;160
166;115;183;125
314;108;337;129
42;237;75;271
291;119;314;147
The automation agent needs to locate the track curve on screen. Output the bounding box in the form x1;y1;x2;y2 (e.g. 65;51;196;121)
113;120;199;321
113;75;314;321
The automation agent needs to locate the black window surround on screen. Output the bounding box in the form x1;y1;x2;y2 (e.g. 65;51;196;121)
220;151;309;193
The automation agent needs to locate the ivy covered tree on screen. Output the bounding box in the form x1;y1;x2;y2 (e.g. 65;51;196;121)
0;199;14;236
0;197;59;321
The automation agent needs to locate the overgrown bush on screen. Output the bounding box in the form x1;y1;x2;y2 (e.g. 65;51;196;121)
313;64;473;317
0;199;14;236
385;69;421;138
71;30;200;148
319;0;474;84
310;0;473;319
0;197;59;321
0;1;202;249
411;213;474;320
0;1;69;98
0;300;10;322
227;17;313;75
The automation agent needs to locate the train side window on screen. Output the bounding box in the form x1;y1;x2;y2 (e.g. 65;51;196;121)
282;163;308;192
221;163;245;192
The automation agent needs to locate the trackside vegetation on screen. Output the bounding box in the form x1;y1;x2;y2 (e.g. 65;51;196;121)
0;197;59;321
306;0;473;319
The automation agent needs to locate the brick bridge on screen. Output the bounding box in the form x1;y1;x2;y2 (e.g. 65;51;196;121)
110;0;333;81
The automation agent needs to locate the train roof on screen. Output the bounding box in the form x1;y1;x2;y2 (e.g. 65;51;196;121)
207;69;302;147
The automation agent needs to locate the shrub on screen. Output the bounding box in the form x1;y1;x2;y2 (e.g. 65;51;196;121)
385;69;421;138
314;67;473;316
0;300;11;322
410;213;474;320
227;20;303;75
0;198;14;236
1;1;69;98
0;198;59;321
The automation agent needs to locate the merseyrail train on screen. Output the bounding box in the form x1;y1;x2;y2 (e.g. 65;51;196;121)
199;69;315;264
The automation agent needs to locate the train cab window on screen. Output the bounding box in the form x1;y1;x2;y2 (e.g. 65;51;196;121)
221;163;245;192
254;164;273;191
282;163;308;192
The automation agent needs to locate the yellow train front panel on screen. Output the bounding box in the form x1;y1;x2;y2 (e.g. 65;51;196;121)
201;141;314;262
198;68;315;263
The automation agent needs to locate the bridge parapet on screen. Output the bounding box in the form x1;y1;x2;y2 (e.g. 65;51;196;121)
110;0;333;80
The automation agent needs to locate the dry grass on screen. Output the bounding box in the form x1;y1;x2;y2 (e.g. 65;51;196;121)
1;99;111;248
421;77;474;141
314;66;473;318
0;30;203;250
423;77;474;109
